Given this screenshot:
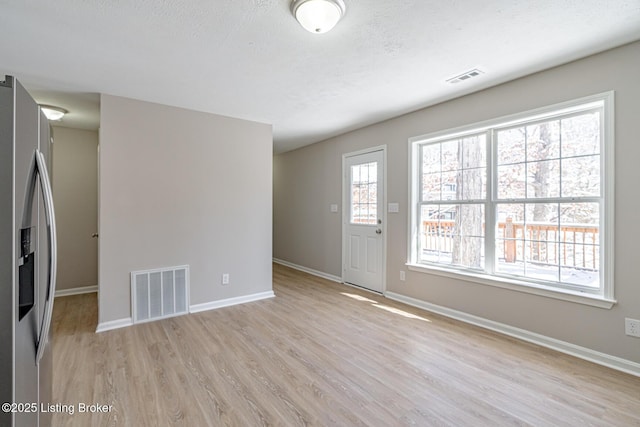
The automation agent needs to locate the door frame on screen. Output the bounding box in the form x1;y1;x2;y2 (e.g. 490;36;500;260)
341;145;387;294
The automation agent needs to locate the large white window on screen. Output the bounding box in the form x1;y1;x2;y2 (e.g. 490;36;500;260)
408;93;614;306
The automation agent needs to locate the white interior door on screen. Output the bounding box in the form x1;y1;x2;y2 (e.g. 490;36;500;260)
343;149;385;292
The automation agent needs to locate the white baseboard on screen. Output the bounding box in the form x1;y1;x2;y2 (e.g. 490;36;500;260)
95;291;274;332
190;290;275;314
385;291;640;378
273;258;342;283
55;285;98;298
96;317;133;333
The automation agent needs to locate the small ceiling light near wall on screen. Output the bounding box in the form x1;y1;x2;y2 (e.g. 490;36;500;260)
40;105;67;121
291;0;346;34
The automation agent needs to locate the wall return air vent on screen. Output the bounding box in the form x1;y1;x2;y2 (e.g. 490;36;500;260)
446;68;484;84
131;265;189;324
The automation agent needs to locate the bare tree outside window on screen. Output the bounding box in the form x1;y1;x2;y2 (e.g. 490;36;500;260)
452;136;484;268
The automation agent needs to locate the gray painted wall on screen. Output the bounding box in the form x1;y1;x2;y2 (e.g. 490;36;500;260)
99;94;272;324
273;41;640;363
51;126;98;291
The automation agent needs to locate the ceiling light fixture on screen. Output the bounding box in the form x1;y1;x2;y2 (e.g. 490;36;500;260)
291;0;345;34
40;105;68;121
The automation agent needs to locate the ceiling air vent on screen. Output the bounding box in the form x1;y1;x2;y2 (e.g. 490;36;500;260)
446;68;484;84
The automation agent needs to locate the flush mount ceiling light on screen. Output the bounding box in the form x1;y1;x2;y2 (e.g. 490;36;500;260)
291;0;346;34
40;105;68;121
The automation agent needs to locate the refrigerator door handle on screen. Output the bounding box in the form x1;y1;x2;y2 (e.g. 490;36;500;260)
33;149;57;365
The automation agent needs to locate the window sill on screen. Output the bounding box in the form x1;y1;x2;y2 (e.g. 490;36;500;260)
406;263;616;309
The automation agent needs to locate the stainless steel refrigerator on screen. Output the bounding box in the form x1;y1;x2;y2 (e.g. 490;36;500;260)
1;75;57;427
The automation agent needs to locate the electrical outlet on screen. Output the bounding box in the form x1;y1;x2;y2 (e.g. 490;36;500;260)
400;271;406;281
222;273;230;285
625;318;640;337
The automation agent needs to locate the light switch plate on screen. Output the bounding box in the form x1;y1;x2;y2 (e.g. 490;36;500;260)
330;204;338;213
388;203;399;213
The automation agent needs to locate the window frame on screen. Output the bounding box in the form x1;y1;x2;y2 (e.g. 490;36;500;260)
407;92;615;308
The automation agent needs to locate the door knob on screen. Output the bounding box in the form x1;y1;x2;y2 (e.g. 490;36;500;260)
375;229;382;234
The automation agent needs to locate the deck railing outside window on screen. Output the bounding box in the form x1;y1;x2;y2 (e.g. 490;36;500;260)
422;219;599;271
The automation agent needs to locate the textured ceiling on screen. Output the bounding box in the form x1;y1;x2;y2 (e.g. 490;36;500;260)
1;0;639;153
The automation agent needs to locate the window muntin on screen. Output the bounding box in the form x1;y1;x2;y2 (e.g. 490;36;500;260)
421;134;487;202
410;95;611;297
350;161;378;225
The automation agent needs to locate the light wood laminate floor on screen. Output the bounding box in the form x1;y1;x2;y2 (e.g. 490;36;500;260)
52;263;640;426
